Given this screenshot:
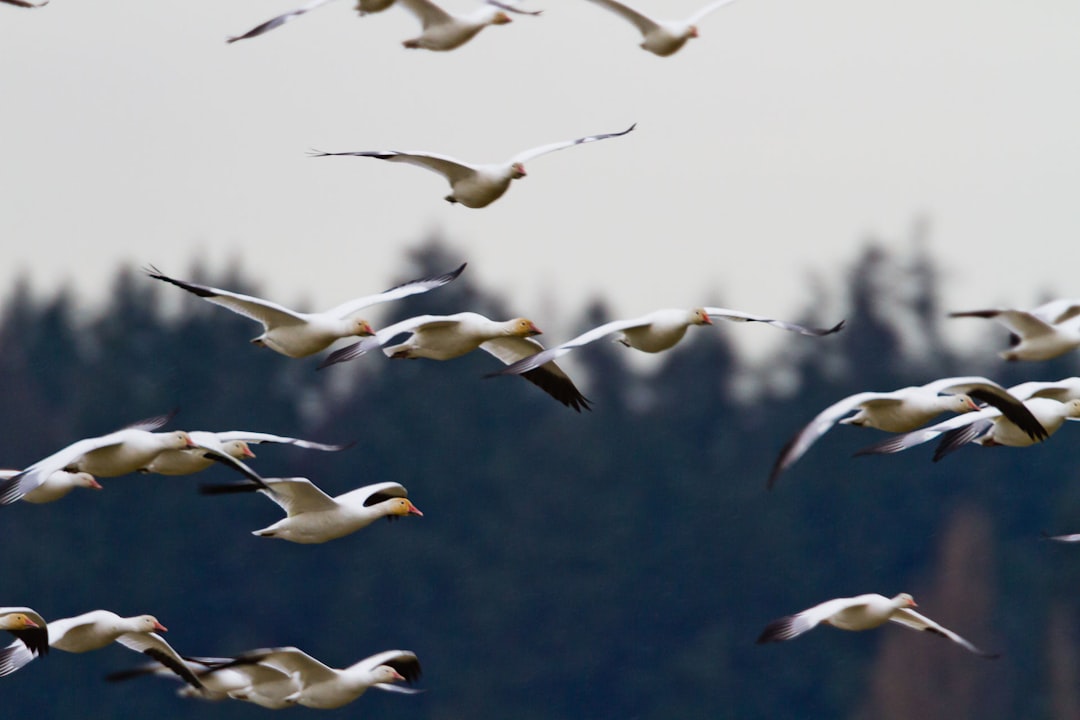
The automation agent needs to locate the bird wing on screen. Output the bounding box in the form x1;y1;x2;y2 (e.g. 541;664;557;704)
213;431;353;452
1012;378;1080;403
355;650;421;683
767;392;892;488
121;409;178;432
853;408;997;457
115;632;205;689
583;0;660;35
1030;299;1080;325
509;124;636;165
0;608;48;657
0;433;126;504
257;477;340;515
756;597;865;643
702;307;844;336
949;308;1057;339
310;149;478;184
486;0;541;16
146;267;306;329
924;376;1048;441
322;263;466;318
318;314;456;367
688;0;740;23
0;639;36;677
490;316;657;377
397;0;454;27
889;608;998;657
480;337;591;412
229;647;338;686
226;0;340;43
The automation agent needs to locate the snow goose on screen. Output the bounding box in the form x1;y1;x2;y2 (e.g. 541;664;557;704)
396;0;539;51
949;299;1080;361
856;397;1080;462
0;610;204;688
227;0;397;44
757;593;997;658
319;312;591;411
490;307;843;378
204;647;422;709
767;376;1047;488
583;0;739;56
310;124;634;209
109;655;301;708
143;430;351;477
0;608;48;676
0;469;101;504
145;262;464;358
200;478;422;544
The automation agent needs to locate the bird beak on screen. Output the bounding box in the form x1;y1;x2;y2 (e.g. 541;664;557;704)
360;321;375;336
185;437;198;448
24;618;39;629
244;446;256;459
391;669;406;681
407;501;424;517
154;621;168;632
89;478;103;490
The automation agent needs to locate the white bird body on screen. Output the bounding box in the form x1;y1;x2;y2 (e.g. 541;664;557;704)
204;477;422;544
144;430;349;476
146;263;464;358
768;376;1047;487
0;469;101;503
584;0;739;56
494;307;842;376
757;592;996;657
398;0;535;51
321;311;591;411
310;125;634;209
210;647;421;710
112;655;301;708
950;299;1080;361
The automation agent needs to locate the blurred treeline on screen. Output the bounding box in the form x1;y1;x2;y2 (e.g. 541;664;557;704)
3;238;1080;720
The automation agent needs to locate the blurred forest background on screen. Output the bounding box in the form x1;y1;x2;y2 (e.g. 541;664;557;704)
3;236;1080;719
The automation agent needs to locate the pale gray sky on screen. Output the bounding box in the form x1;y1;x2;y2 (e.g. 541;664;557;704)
2;0;1078;351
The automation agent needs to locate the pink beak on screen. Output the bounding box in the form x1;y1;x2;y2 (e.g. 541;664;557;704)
154;621;168;632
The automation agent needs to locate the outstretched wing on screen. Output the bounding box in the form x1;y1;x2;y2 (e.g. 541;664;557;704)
227;0;340;43
949;308;1058;340
756;597;865;643
889;608;998;658
323;262;466;319
703;307;844;337
214;431;353;452
309;148;477;185
509;124;636;165
688;0;740;24
146;267;306;329
480;337;591;412
853;408;995;457
583;0;660;35
923;376;1047;441
490;316;657;377
115;632;205;689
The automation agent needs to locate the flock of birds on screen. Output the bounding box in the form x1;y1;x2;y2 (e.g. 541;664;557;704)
5;0;1080;712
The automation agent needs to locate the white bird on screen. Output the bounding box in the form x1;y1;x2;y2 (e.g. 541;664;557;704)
0;469;101;504
108;655;301;708
857;397;1080;462
756;592;997;658
204;647;422;709
319;312;591;411
949;298;1080;361
146;263;465;358
143;430;351;477
227;0;397;44
0;415;202;505
0;610;204;688
201;478;423;544
310;124;635;209
491;307;843;377
768;376;1048;488
582;0;739;56
0;608;48;677
397;0;540;51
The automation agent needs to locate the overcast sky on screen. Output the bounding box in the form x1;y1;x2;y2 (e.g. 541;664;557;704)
2;0;1078;351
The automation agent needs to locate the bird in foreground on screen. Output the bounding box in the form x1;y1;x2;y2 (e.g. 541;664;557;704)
145;262;465;358
108;655;301;708
227;0;397;44
0;608;48;677
0;469;101;504
767;376;1048;488
201;478;422;544
0;610;204;688
396;0;539;51
319;312;591;411
0;413;267;505
490;307;843;378
757;592;998;658
949;298;1080;361
310;124;635;209
856;397;1080;462
582;0;738;56
143;430;352;477
0;0;48;7
201;647;422;709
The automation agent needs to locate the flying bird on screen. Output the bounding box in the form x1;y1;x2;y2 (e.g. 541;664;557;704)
757;592;997;658
200;478;422;544
0;610;204;688
318;312;591;411
0;608;48;677
309;124;635;209
0;469;101;504
200;647;422;709
582;0;739;56
490;307;842;378
227;0;398;44
108;655;301;708
143;430;352;477
767;376;1048;488
949;298;1080;361
145;263;465;358
396;0;540;51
